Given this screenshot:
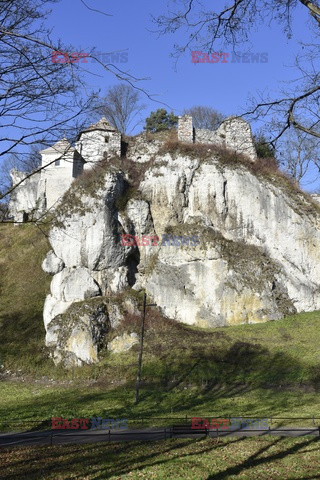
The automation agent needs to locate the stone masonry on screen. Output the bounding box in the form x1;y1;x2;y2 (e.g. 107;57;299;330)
9;113;257;222
178;115;257;161
76;117;121;170
177;115;194;143
8;118;122;222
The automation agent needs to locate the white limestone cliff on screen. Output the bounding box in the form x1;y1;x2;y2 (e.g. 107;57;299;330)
40;142;320;366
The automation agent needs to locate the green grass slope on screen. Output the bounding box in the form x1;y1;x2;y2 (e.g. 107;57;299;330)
0;224;51;372
1;223;320;429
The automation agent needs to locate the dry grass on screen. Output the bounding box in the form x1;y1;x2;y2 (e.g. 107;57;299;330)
0;224;51;373
159;140;320;216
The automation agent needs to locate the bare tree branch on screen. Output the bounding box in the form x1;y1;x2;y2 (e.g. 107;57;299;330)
0;0;160;202
298;0;320;25
79;0;113;17
91;84;146;134
153;0;320;145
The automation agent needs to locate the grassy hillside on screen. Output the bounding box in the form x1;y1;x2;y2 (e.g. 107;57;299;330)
0;224;51;372
1;222;320;430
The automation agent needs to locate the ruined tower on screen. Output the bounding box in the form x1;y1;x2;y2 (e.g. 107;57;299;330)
76;117;122;170
178;115;194;143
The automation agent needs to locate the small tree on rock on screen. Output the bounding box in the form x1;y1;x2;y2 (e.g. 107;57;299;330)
254;134;276;159
145;109;178;133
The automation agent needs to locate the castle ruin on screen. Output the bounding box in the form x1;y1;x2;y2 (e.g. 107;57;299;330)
8;114;257;222
8;118;121;222
177;114;257;161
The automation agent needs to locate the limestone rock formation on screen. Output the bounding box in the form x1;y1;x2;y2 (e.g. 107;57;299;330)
137;153;320;323
108;332;139;354
23;116;320;367
46;300;110;367
43;170;129;332
42;250;64;275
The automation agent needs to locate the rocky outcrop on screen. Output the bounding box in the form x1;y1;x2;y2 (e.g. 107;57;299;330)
42;170;136;363
45;292;141;367
108;332;139;353
46;299;110;367
43;267;101;329
126;132;163;163
41;143;320;366
138;153;320;321
42;250;64;275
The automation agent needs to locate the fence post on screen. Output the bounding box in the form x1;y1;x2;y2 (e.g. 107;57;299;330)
313;416;315;426
109;429;111;442
164;428;166;440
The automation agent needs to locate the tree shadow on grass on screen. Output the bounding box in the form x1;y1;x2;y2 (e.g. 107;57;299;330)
206;437;320;480
90;436;320;480
1;436;320;480
134;340;319;419
1;339;320;433
0;437;239;480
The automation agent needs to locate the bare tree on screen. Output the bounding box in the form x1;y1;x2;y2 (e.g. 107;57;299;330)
91;84;146;134
0;179;9;220
0;0;156;205
278;128;320;186
154;1;320;143
0;0;96;161
0;145;42;195
182;105;225;130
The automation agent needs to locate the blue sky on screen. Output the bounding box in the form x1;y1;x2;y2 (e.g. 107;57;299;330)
47;0;311;120
45;0;319;190
2;0;318;191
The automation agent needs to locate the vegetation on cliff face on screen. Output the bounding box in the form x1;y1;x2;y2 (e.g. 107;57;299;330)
159;140;320;218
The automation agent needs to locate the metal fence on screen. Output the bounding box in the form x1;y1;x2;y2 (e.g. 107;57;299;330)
1;424;320;449
1;415;320;433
